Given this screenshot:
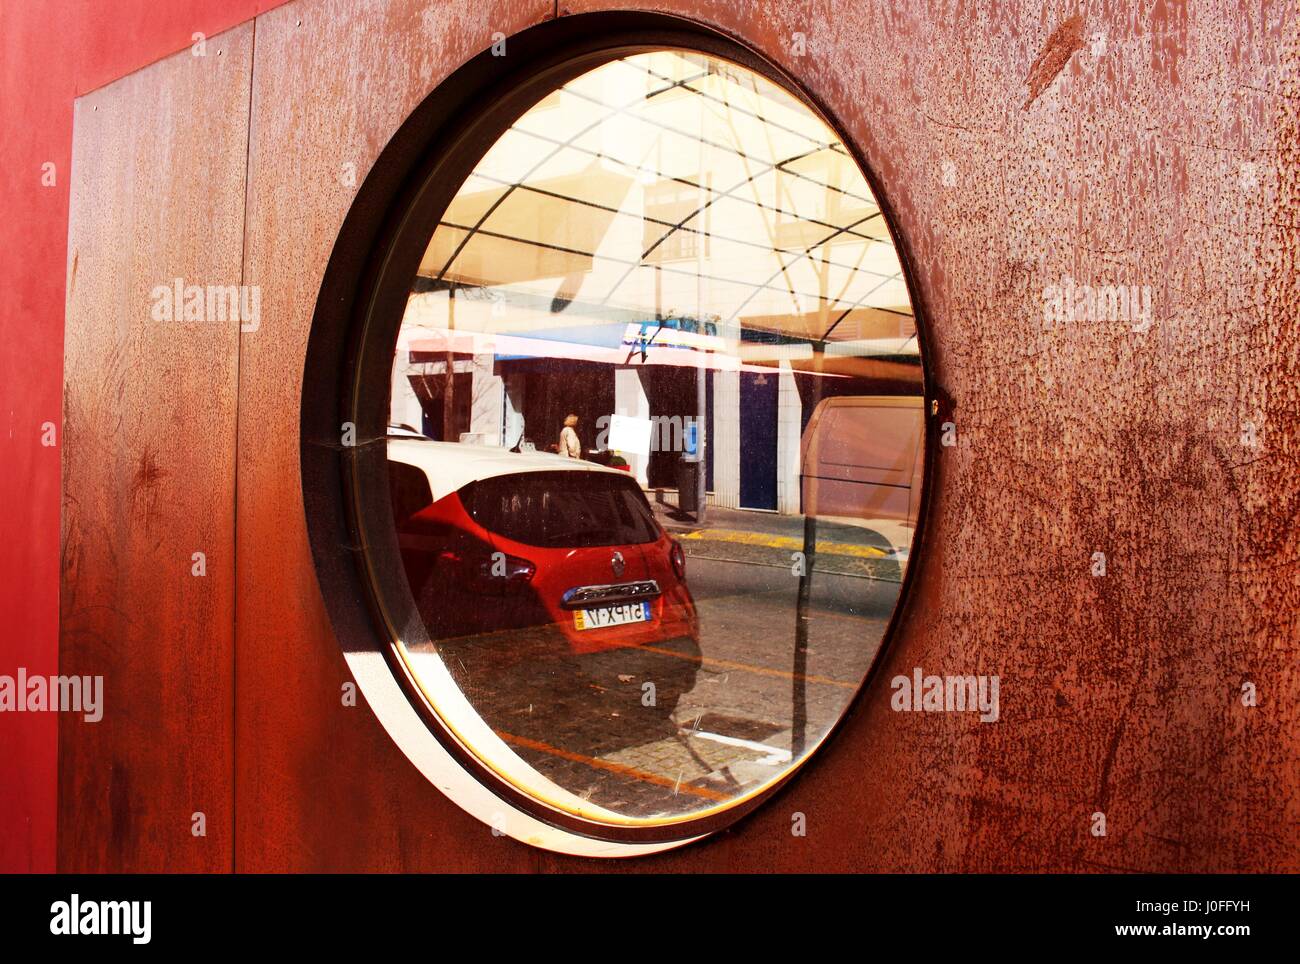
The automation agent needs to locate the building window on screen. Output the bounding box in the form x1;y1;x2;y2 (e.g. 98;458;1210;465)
340;43;925;847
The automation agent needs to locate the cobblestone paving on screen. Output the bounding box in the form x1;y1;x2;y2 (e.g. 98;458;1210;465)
408;523;902;819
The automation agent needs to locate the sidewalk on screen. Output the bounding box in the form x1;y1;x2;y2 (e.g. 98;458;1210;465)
645;490;907;581
648;491;899;551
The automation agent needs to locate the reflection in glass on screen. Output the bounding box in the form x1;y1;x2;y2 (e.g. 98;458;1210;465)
381;51;922;824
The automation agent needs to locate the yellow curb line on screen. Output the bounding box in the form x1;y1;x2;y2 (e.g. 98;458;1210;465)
678;527;889;559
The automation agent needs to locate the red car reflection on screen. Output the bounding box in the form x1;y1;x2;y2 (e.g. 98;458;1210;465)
387;439;701;715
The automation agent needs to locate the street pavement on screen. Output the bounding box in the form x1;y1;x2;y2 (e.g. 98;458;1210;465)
409;503;911;821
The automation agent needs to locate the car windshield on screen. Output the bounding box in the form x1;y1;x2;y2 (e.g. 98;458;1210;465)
460;470;661;549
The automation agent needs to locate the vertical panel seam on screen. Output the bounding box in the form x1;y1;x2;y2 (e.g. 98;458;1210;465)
232;14;258;877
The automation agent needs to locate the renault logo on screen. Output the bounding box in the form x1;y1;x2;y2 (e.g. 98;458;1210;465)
610;551;625;578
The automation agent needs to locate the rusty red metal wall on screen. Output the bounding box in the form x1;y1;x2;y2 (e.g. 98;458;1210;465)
0;0;292;875
233;0;555;873
61;23;258;872
51;0;1299;872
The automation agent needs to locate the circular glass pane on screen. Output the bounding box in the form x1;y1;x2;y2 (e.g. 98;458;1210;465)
375;49;922;828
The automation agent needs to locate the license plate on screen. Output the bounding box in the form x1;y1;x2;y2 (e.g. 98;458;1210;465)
574;601;652;631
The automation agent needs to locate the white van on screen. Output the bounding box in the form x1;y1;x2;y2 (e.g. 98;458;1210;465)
799;396;925;538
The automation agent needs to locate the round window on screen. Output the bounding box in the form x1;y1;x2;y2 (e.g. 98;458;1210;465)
314;31;926;852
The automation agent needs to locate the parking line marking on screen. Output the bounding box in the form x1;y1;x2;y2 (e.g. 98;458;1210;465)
638;644;858;690
688;729;792;765
497;731;729;801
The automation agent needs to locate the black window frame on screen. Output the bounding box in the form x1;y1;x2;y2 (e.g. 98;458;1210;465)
300;11;936;849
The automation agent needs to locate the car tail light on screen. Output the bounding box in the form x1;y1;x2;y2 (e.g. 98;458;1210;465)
669;539;687;581
475;551;536;594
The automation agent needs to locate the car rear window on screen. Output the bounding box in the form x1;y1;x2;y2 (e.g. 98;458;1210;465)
460;470;661;548
388;459;434;525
